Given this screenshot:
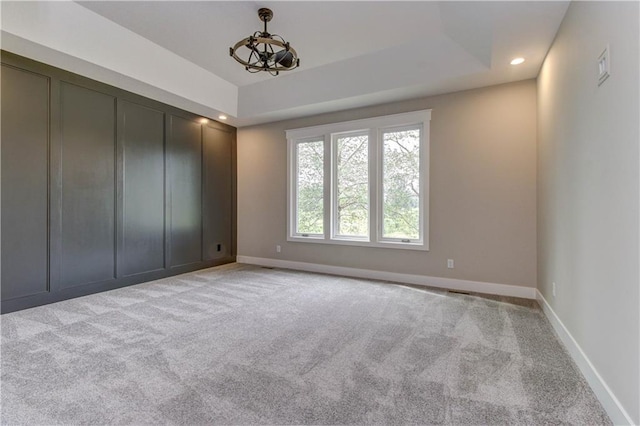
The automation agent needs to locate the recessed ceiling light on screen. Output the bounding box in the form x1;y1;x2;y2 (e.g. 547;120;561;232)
218;115;228;120
510;57;525;65
199;118;209;124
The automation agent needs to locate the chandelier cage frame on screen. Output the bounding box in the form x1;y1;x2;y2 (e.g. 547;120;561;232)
229;8;300;76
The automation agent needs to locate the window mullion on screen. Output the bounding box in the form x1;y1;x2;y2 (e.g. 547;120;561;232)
323;134;332;241
377;128;385;244
369;128;378;243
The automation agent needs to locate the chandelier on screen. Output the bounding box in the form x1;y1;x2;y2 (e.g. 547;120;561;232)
229;8;300;76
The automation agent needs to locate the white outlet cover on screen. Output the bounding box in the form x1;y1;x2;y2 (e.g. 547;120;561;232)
597;45;610;86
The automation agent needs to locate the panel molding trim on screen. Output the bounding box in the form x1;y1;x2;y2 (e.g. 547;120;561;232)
536;291;635;425
236;256;537;299
1;51;237;313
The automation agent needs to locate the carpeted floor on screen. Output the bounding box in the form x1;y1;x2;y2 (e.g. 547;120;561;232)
1;263;610;425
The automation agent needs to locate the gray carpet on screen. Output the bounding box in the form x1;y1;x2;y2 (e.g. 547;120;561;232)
1;263;610;425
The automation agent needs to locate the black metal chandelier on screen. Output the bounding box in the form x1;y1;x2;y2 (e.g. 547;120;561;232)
229;8;300;76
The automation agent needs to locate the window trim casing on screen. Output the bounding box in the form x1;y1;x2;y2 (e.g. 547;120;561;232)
286;109;431;251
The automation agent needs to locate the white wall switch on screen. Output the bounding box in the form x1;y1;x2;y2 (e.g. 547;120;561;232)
447;259;454;269
276;245;281;253
552;282;556;297
597;45;610;86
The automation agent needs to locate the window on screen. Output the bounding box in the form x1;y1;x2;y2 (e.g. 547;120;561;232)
380;126;421;241
293;139;324;237
333;131;369;239
287;109;430;250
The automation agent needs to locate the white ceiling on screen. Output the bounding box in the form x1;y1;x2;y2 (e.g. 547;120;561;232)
3;1;570;126
78;1;449;87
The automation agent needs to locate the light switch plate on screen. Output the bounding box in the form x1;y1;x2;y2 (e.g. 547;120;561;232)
597;45;610;86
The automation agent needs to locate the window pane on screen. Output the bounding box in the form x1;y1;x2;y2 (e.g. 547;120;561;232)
382;128;420;240
336;133;369;237
296;141;324;235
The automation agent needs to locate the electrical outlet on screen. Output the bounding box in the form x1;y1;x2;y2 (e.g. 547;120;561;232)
447;259;454;269
276;245;281;253
552;282;556;298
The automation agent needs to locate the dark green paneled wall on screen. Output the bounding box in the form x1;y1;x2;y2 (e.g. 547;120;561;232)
169;115;204;268
118;100;166;277
60;83;117;288
1;64;50;301
0;51;237;313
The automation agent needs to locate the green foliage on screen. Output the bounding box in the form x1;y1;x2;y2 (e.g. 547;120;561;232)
336;134;369;237
296;141;324;234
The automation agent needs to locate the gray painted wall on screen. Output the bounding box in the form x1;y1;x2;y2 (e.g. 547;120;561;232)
238;80;537;288
0;52;237;313
537;2;639;423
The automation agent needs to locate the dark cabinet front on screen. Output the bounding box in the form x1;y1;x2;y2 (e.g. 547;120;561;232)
0;52;236;313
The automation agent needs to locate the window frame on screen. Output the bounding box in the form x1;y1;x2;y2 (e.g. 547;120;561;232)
286;109;431;251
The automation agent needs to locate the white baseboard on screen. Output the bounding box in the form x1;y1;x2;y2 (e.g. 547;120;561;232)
236;255;536;299
537;290;635;425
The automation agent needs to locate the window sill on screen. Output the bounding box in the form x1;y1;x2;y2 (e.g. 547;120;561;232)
287;236;429;251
